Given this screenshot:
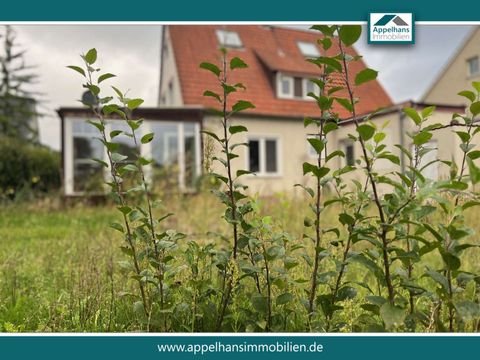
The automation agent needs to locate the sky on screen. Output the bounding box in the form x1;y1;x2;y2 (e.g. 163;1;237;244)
7;24;475;150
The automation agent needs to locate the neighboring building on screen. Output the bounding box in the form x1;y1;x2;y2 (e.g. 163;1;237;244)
58;25;464;196
423;26;480;105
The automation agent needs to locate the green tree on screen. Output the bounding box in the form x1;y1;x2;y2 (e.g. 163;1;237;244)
0;25;40;142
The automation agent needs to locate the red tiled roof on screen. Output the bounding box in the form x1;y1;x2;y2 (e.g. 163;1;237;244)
168;25;392;119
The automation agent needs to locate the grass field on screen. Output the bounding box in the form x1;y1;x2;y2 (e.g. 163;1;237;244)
0;193;305;332
1;192;479;332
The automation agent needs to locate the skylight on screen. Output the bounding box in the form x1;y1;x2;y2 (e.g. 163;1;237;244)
216;29;243;48
297;41;320;57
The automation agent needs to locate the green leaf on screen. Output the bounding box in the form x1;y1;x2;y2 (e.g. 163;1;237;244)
335;98;353;112
467;157;480;184
127;119;142;130
111;153;128;162
455;131;470;143
357;124;375;141
379;303;406;330
84;48;97;65
310;25;335;37
127;98;144;110
201;130;221;143
92;158;108;168
230;57;248;70
425;269;449;290
67;65;85;77
86;119;104;132
232;100;255;113
403;107;422;126
355;68;378;86
102;104;120;115
421;106;436;119
86;84;100;96
302;162;329;178
441;252;461;271
308;57;342;72
377;153;400;165
110;222;124;233
251;294;268;313
307;138;325;154
229;125;248;134
111;86;124;100
374;132;386;143
98;73;116;83
458;90;476;103
121;164;138;173
326;150;344;163
203;90;221;103
108;134;123;145
473;81;480;93
339;25;362;47
294;184;314;198
468;150;480;160
339;213;354;226
470;101;480;116
318;37;332;51
413;131;432;146
276;293;294;306
455;301;480;321
337;286;357;301
141;132;154;144
199;62;221;77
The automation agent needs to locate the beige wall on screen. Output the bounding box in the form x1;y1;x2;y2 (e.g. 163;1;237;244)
204;109;462;196
423;27;480;105
159;27;184;106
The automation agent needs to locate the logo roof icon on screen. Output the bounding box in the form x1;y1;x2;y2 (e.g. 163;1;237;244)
374;14;409;26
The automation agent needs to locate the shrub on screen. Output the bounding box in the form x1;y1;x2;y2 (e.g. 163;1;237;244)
0;136;60;198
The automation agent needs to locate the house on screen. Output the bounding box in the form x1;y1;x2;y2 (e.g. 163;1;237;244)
422;26;480;105
57;25;465;197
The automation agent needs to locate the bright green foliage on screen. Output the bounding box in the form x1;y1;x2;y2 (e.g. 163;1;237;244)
68;49;184;331
56;26;480;333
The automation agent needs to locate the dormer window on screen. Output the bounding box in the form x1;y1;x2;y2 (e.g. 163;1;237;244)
277;73;319;99
278;74;294;98
216;29;242;48
467;56;479;77
297;41;320;57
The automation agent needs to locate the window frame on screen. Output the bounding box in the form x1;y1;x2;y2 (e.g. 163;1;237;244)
303;78;318;100
65;118;202;195
467;56;480;77
215;29;243;48
277;73;294;98
297;41;321;58
246;136;282;177
339;139;355;167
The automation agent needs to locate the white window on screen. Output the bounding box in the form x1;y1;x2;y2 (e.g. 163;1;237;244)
297;41;320;57
277;73;318;99
216;29;242;48
277;74;293;98
247;137;280;176
467;56;479;77
304;79;319;99
72;120;105;193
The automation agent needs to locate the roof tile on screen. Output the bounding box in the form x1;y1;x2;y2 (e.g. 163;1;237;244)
168;25;392;118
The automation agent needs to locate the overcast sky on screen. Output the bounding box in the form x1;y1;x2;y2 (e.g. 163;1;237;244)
9;24;474;150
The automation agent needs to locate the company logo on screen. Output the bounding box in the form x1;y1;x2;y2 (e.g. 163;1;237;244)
368;13;414;44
